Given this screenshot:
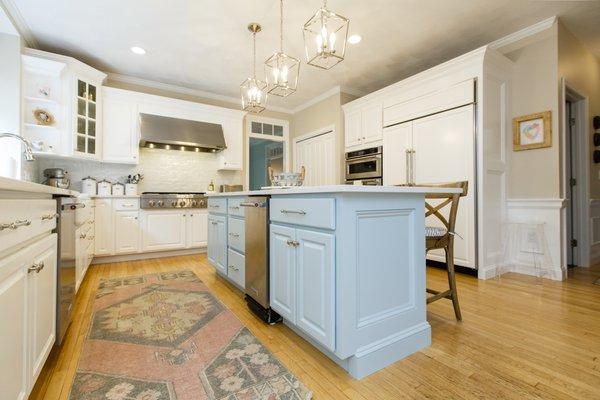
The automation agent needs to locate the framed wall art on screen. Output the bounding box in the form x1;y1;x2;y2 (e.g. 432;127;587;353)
512;111;552;151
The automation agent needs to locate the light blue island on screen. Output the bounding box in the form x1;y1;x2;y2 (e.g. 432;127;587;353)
206;185;460;379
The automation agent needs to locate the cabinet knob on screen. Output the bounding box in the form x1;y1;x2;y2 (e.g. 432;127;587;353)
28;262;44;274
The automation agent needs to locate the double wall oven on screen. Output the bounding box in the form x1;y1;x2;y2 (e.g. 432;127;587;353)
345;145;383;185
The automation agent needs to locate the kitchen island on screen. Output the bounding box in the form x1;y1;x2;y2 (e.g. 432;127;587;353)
206;185;461;379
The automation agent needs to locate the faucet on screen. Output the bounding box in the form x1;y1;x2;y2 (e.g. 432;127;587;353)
0;133;35;161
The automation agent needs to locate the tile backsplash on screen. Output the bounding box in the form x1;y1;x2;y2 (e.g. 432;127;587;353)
34;148;243;192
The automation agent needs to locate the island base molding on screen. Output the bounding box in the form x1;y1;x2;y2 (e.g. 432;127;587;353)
91;248;206;265
284;320;431;379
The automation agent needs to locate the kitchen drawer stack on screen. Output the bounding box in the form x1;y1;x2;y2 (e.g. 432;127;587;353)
75;197;95;291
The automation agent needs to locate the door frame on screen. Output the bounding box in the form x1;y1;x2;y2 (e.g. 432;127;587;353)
293;125;337;183
560;78;590;268
245;115;290;189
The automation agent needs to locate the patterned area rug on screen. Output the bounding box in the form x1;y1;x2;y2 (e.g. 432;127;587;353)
69;270;312;400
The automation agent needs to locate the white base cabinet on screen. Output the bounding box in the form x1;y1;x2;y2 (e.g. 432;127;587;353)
186;210;208;248
115;211;141;254
0;233;57;399
141;210;186;252
207;214;227;274
270;224;335;351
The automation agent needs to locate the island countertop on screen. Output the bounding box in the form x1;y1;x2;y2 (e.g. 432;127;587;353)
206;184;462;197
0;176;79;196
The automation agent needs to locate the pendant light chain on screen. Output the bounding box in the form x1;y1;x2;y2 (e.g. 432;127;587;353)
253;30;257;79
279;0;283;52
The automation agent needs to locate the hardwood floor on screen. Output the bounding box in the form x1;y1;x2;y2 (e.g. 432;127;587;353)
30;255;600;400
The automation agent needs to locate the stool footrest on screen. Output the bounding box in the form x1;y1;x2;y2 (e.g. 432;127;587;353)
426;288;453;303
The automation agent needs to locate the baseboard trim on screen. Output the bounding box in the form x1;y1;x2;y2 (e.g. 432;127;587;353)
92;248;206;264
428;260;478;277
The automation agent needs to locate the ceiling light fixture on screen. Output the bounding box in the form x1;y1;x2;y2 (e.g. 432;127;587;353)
302;0;349;70
348;34;361;44
265;0;300;97
130;46;146;55
241;23;268;113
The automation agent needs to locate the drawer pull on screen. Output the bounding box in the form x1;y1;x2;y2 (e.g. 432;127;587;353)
286;240;300;247
211;221;218;225
0;219;32;231
229;233;240;238
281;209;306;215
229;265;240;271
209;204;220;208
28;262;44;274
229;206;240;210
41;213;59;221
80;233;87;239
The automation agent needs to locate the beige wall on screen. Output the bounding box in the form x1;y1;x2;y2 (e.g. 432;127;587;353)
558;23;600;199
504;26;560;199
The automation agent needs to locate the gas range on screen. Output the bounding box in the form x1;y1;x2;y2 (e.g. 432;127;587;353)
140;192;207;209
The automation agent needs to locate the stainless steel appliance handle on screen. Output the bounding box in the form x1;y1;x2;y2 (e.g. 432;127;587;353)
410;150;416;185
240;202;265;208
281;209;306;215
405;149;410;184
347;154;382;164
0;219;32;231
64;202;86;210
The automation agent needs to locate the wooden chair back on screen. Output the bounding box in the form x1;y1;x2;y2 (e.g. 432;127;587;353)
424;181;468;236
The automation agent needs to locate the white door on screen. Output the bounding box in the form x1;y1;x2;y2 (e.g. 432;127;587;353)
27;237;57;386
102;94;139;163
94;199;113;256
295;228;335;351
269;224;296;323
115;211;140;254
412;105;475;267
0;254;28;400
294;130;336;186
141;211;186;252
382;121;413;186
186;210;208;248
362;103;383;144
345;110;362;148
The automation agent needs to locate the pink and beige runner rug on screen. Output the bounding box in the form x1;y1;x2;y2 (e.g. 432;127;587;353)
68;270;312;400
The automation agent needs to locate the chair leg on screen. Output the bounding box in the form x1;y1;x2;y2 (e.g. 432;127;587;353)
445;246;462;321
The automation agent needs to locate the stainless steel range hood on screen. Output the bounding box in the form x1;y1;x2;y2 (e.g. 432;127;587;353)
139;113;226;152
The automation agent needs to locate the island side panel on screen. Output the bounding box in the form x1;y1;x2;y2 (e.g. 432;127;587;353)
335;192;429;376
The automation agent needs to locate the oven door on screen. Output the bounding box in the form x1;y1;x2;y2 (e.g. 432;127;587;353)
345;154;382;180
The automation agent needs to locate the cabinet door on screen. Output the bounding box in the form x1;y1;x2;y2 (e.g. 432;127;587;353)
102;94;139;164
27;236;57;386
208;215;227;274
141;211;186;252
94;199;114;256
296;229;335;351
186;210;208;248
345;110;362;148
218;119;243;170
0;254;28;400
269;224;296;323
74;78;101;160
115;211;140;254
382;121;412;186
362;103;383;144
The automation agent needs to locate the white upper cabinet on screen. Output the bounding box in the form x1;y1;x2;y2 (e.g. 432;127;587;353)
344;102;383;151
218;118;244;171
102;88;139;164
73;76;102;160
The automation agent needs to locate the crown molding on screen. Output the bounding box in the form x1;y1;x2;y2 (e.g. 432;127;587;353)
489;16;557;51
291;85;367;114
107;73;293;114
0;0;38;46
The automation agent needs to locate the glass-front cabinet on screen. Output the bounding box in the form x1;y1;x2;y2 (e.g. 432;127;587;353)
74;78;99;158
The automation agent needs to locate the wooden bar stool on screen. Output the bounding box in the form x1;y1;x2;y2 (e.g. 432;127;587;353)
424;181;468;321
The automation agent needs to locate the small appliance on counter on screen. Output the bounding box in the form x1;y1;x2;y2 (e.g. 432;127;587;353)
43;168;70;189
81;176;97;195
112;182;125;196
220;184;243;192
97;180;112;196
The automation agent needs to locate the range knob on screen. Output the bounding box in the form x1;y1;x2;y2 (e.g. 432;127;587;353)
171;200;178;207
148;200;156;207
157;200;164;207
191;200;197;207
179;201;186;207
199;200;205;206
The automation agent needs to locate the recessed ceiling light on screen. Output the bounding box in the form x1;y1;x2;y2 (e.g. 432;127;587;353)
348;34;362;44
130;46;146;55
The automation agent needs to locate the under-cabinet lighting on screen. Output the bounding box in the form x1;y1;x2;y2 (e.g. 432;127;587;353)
131;46;146;55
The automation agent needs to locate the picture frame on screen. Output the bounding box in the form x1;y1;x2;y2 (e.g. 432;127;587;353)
512;111;552;151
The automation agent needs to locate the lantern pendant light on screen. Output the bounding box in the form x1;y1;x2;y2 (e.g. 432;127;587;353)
265;0;300;97
241;23;268;113
303;0;349;70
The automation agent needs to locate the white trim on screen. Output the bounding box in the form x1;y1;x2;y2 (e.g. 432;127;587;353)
0;0;37;45
244;115;290;189
108;72;293;114
506;198;566;209
24;48;107;82
292;85;366;114
489;16;557;50
91;248;205;264
294;124;335;144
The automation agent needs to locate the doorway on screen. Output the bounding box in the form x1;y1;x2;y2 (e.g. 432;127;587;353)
563;81;589;268
249;138;284;190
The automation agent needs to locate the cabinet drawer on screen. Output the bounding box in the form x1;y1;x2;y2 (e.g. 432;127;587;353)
208;197;227;214
227;248;245;288
228;217;245;253
270;198;335;230
0;199;57;254
113;198;140;211
227;197;246;218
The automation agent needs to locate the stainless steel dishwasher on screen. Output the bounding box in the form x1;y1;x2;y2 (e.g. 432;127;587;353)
240;196;282;324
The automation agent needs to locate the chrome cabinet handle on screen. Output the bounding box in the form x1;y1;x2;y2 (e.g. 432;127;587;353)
228;265;240;271
209;204;220;208
286;240;300;247
229;206;240;210
41;213;59;221
410;149;416;185
80;233;87;239
28;262;44;274
281;209;306;215
211;221;218;225
229;233;240;237
0;219;31;231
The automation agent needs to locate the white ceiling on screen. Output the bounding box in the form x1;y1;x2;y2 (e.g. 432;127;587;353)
7;0;600;111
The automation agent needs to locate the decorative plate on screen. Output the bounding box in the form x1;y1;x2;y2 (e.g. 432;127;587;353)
33;108;55;126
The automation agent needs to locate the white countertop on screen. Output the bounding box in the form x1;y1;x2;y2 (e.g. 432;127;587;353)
0;176;79;196
91;195;140;199
206;185;463;197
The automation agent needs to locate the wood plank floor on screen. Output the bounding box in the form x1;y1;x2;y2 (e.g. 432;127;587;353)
30;255;600;400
